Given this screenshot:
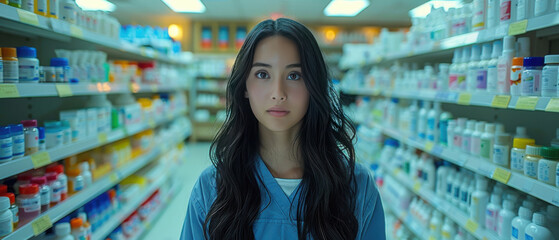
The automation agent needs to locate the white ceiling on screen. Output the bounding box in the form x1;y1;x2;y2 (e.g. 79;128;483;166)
111;0;428;27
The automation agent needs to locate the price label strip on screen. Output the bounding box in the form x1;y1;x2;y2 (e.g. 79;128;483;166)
545;98;559;112
465;219;479;233
55;84;73;97
425;142;435;153
109;172;120;184
457;93;472;105
509;19;528;36
17;9;40;26
515;96;539;110
98;133;108;144
492;167;512;184
491;95;511;108
413;182;421;192
32;215;52;236
31;151;51;169
70;25;84;38
0;84;20;98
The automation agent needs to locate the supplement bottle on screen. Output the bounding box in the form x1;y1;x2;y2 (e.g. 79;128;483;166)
61;120;71;144
30;177;50;212
480;123;496;160
67;167;84;195
493;133;511;167
458;47;471;90
429;210;443;239
537;147;559;185
516;0;533;21
468;45;482;91
534;0;552;16
46;164;68;201
472;0;486;31
487;40;503;93
521;57;545;96
2;48;18;83
51;58;71;82
61;0;77;24
34;0;47;16
511;206;532;240
498;36;515;94
470;176;489;225
21;0;33;11
16;47;39;83
477;43;492;91
48;0;59;19
524;145;541;179
79;162;93;187
0;197;12;237
441;217;456;240
486;193;502;232
447;120;457;150
0;193;18;229
13;173;32;195
542;55;559;97
54;222;74;240
498;200;516;240
0;126;12;163
439;112;453;146
462;120;476;154
510;57;524;96
427;102;441;143
45;172;61;207
524;213;554;240
78;212;91;240
449;49;462;90
38;127;45;151
471;121;486;156
454;118;467;150
511;138;535;173
70;217;87;240
17;184;40;225
45;121;63;149
21;120;39;155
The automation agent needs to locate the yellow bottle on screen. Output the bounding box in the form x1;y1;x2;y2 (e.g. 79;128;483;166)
47;0;58;19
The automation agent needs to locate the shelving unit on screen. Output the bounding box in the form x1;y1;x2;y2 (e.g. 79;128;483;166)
1;128;189;240
0;110;187;180
0;4;190;66
381;195;428;240
369;121;559;208
382;162;500;240
190;75;228;142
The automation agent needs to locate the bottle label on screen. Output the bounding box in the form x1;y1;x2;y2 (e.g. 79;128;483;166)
512;226;519;239
518;0;527;20
447;182;453;195
486;209;497;231
50;184;61;203
501;0;511;21
525;234;534;240
10;207;18;224
449;74;458;89
40;189;50;206
542;67;558;92
493;145;510;166
462;136;471;153
480;138;492;158
537;161;555;183
487;66;498;91
12;135;25;157
454;135;462;149
524;160;538;178
461;189;468;203
0;219;12;237
37;0;47;13
457;74;466;89
498;63;510;93
471;137;481;155
19;64;39;82
511;150;525;171
521;71;541;95
49;0;58;16
440;121;448;145
17;195;40;213
24;131;39;148
477;69;488;89
3;61;19;82
0;138;13;160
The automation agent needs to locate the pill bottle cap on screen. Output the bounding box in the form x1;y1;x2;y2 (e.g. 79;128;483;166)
525;145;541;156
19;183;39;195
31;176;47;185
70;218;83;228
523;57;545;67
513;138;535;149
1;48;17;58
544;55;559;64
50;58;69;67
0;197;10;211
21;120;37;128
512;57;524;66
0;193;15;205
541;147;559;160
16;46;37;58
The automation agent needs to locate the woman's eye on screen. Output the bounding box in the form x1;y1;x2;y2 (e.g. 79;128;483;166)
255;72;269;79
287;72;301;80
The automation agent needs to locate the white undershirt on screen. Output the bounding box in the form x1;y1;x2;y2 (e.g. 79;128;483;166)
274;178;302;197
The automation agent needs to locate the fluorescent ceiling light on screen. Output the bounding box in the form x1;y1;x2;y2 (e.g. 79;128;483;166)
162;0;206;13
409;0;463;18
76;0;116;12
324;0;370;17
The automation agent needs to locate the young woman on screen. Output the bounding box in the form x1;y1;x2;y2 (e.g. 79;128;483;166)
181;18;385;240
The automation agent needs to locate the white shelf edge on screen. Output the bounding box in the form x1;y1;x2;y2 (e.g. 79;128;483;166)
341;88;557;113
370;122;559;207
0;109;187;180
381;163;499;240
0;4;189;66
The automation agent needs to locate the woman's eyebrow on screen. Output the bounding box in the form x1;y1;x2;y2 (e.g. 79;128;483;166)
286;63;301;69
252;62;271;68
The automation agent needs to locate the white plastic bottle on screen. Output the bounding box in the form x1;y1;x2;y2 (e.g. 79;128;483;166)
542;55;559;97
441;217;457;240
423;155;436;191
54;222;74;240
459;47;471;91
440;112;453;146
446;168;457;202
448;120;457;150
454;118;467;151
524;212;553;240
409;100;419;136
460;172;471;212
453;172;464;206
427;102;442;143
487;40;503;93
439;63;450;91
472;0;487;31
437;163;450;197
61;0;77;24
493;133;512;167
477;43;492;91
511;206;533;240
468;45;482;91
487;0;499;28
471;121;486;156
0;197;12;237
418;101;431;140
480;123;496;160
430;210;444;240
500;0;517;25
545;205;559;239
79;162;93;188
470;176;489;225
498;200;516;240
486;193;502;232
517;0;533;21
449;49;462;90
498;36;516;94
462;120;476;154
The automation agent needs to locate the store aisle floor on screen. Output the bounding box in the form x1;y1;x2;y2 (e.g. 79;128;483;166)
142;142;212;240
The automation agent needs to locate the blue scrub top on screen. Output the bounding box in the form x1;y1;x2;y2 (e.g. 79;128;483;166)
180;156;385;240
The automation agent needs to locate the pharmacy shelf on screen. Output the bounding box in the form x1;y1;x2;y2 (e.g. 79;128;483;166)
342;87;559;113
380;195;428;240
370;122;559;208
195;104;226;111
0;109;187;180
91;174;168;240
381;163;499;240
1;129;189;240
360;12;559;66
0;82;189;99
0;4;189;66
197;88;226;95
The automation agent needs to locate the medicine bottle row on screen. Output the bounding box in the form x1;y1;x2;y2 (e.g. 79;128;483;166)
375;138;559;240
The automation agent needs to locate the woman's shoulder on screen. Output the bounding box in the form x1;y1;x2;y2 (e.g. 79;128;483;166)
352;162;380;207
191;165;218;209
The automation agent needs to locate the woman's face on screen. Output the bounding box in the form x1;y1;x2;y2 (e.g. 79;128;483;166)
245;35;309;133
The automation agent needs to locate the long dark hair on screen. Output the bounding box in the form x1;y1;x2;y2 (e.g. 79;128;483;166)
205;18;358;240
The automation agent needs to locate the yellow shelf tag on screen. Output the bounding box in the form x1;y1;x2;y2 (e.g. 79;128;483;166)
429;236;437;240
17;9;40;26
55;84;73;97
515;96;539;110
148;119;156;128
151;84;158;92
491;95;511;108
98;133;108;144
492;167;512;184
413;182;421;192
545;98;559;112
509;20;528;36
425;142;435;152
109;172;119;184
465;219;479;233
31;215;52;236
70;25;83;38
392;168;401;176
31;152;51;169
457;93;472;105
0;84;20;98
